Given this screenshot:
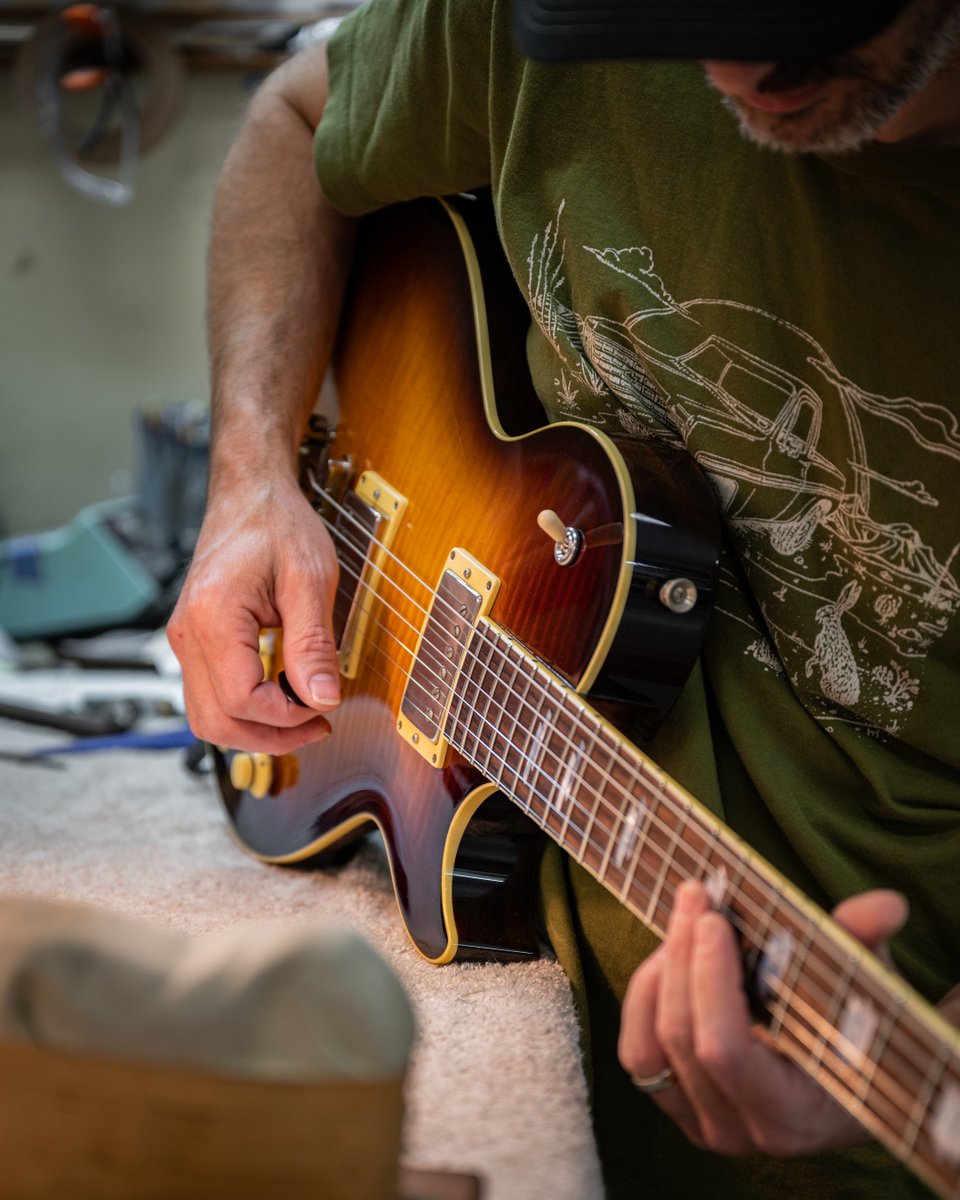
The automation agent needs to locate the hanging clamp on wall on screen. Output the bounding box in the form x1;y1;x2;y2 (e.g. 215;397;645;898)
16;5;182;206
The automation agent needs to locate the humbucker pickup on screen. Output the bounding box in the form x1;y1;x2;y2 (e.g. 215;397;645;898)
398;549;500;766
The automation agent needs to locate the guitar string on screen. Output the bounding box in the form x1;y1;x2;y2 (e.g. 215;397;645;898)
773;981;934;1138
302;488;953;1131
315;512;950;1130
761;1010;945;1178
777;995;960;1180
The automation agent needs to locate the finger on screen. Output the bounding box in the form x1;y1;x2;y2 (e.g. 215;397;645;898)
275;535;342;711
657;882;755;1153
207;711;332;756
690;911;862;1156
619;945;667;1078
175;608;324;733
656;881;711;1077
182;669;334;754
620;943;709;1148
832;889;909;961
689;909;776;1102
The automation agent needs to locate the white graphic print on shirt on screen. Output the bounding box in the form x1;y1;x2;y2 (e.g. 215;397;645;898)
527;203;960;737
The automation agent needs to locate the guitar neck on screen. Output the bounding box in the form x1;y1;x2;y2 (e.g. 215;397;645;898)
445;617;960;1200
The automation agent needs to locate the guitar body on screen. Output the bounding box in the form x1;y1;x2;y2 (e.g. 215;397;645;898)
214;197;720;964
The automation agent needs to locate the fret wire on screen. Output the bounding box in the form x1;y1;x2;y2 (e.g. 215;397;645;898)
331;609;950;1190
475;633;498;776
770;975;921;1132
556;705;589;851
514;657;560;829
545;699;578;841
541;694;565;836
324;516;945;1089
857;995;903;1111
772;927;959;1142
453;651;918;1070
768;918;816;1043
743;896;939;1125
512;655;541;815
525;694;556;829
903;1043;950;1156
326;514;758;946
575;710;607;864
849;973;960;1120
474;632;498;764
471;642;490;761
816;945;926;1104
704;869;947;1139
423;613;705;938
769;1008;944;1187
500;641;526;795
444;625;798;965
327;517;718;915
822;949;859;1057
462;645;483;762
748;882;784;976
614;759;674;903
617;789;657;905
771;992;960;1198
487;635;513;790
594;732;631;880
643;809;684;933
775;1010;886;1129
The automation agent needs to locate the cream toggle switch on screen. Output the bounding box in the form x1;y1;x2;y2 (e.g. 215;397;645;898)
537;509;583;566
537;509;568;542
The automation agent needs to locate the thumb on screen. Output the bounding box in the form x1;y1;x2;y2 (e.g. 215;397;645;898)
832;889;908;966
279;605;342;712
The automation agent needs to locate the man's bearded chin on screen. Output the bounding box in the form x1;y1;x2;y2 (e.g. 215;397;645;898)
713;3;960;154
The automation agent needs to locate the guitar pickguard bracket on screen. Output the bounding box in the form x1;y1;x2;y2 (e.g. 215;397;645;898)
398;549;500;767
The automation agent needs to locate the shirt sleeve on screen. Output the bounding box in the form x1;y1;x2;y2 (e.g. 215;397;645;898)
314;0;495;215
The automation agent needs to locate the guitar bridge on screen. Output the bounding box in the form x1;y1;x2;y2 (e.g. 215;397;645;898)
332;470;407;679
398;549;500;767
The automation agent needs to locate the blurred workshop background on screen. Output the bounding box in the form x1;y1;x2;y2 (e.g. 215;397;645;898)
0;2;358;681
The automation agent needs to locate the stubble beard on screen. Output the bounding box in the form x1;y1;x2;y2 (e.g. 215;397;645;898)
716;1;960;153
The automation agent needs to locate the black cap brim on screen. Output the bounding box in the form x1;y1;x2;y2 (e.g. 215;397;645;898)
513;0;911;62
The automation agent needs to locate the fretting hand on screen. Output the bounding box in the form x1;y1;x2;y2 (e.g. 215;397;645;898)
618;880;909;1157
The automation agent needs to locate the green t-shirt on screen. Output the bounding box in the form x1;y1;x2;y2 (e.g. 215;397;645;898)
314;2;960;1195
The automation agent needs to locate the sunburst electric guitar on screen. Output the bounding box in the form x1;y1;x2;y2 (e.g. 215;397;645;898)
212;197;960;1198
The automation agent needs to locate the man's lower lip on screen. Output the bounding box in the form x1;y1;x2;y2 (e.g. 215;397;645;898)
741;82;826;114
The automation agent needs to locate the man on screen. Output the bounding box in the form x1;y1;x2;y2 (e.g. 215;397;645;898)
167;1;960;1195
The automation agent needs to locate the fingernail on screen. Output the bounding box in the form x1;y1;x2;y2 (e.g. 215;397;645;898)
696;912;727;949
675;881;700;913
308;674;340;708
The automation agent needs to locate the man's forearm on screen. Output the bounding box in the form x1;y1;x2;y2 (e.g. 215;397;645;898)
206;44;357;500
